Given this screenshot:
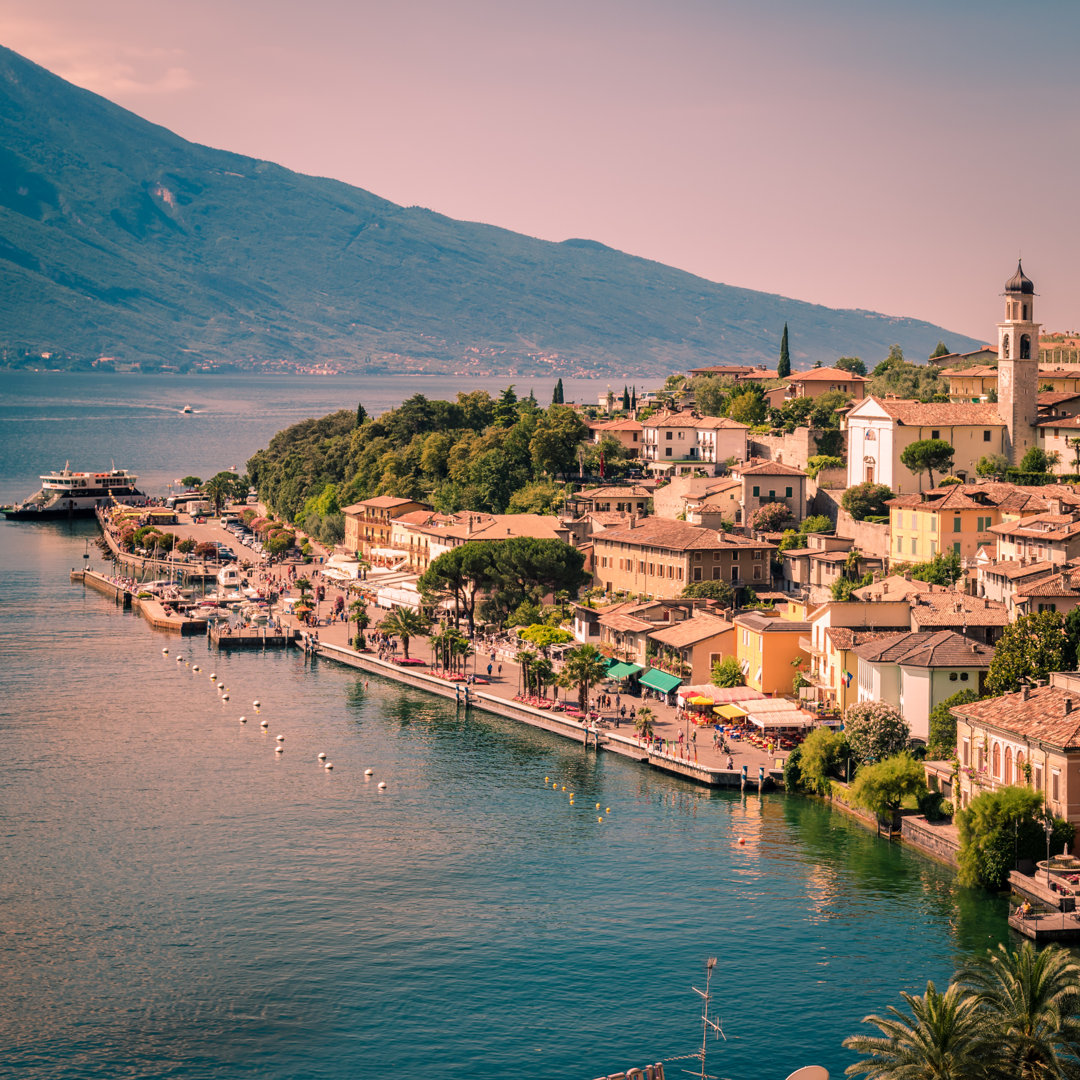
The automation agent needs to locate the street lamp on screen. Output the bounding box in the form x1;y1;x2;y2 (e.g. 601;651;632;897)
1044;810;1055;889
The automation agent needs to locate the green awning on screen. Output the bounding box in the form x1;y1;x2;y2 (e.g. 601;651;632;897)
639;668;682;694
606;661;643;680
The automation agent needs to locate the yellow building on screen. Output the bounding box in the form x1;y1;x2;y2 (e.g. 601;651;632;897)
947;365;998;403
733;609;810;696
887;482;1051;565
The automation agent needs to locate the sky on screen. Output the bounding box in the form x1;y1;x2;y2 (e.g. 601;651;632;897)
4;0;1080;343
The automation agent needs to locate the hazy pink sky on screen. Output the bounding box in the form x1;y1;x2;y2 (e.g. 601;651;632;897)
5;0;1080;344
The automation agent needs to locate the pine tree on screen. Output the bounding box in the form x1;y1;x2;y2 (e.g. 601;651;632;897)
356;401;368;426
777;323;791;378
621;385;630;411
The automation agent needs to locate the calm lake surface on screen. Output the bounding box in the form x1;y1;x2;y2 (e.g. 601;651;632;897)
0;373;1010;1079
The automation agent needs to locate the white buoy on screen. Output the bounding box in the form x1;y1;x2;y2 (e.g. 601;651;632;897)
239;716;247;723
260;720;268;729
377;781;387;790
275;745;284;754
318;752;327;761
210;673;217;681
193;665;200;672
222;694;229;701
364;768;374;777
253;700;261;708
162;648;169;655
276;734;285;743
176;656;183;663
324;761;333;770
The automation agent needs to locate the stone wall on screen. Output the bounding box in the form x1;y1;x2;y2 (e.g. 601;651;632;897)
748;427;847;469
901;815;960;868
835;509;891;561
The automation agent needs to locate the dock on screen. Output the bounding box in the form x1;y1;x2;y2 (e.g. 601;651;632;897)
72;569;208;635
1009;869;1078;912
1008;908;1080;943
209;625;299;649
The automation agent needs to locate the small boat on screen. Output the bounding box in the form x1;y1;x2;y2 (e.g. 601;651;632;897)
181;405;193;414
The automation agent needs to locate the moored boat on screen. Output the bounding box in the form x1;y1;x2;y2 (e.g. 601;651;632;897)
2;464;146;520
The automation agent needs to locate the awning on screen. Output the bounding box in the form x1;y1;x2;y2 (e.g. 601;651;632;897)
639;668;682;694
716;704;747;720
606;661;643;679
688;696;714;706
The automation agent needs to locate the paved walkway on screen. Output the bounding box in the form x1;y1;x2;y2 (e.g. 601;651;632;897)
157;507;784;777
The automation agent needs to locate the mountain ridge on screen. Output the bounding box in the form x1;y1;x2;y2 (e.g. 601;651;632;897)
0;45;982;375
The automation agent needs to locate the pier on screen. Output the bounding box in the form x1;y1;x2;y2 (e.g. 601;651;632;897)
71;569;208;635
209;624;299;649
1008;908;1080;943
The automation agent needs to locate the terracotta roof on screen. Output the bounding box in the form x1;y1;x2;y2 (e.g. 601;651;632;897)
694;415;750;430
908;593;1010;628
954;686;1080;750
647;614;733;648
853;575;944;601
641;409;709;429
733;611;810;633
887;482;1054;514
598;613;654;633
348;495;421;509
1015;566;1080;598
981;558;1057;581
1038;391;1080;406
594;418;643;432
825;628;907;651
594;518;774;552
735;459;807;477
853;630;994;667
1034;415;1080;429
989;513;1080;542
1039;364;1080;376
866;397;1004;427
948;365;998;378
576;486;652;499
786;366;868;383
808;550;849;562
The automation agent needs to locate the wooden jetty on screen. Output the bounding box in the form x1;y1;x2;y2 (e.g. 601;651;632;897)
209;624;299;649
1008;908;1080;943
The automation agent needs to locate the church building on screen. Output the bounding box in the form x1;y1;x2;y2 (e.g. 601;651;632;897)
845;263;1038;492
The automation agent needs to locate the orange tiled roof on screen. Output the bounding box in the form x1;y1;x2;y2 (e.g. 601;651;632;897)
867;397;1004;427
954;685;1080;749
786;366;868;383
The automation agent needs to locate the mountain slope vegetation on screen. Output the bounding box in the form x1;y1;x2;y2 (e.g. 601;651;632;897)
0;46;981;375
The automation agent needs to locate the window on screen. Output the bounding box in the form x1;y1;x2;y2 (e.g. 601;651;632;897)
910;537;917;555
954;516;962;532
1052;769;1060;802
1039;603;1058;613
730;566;738;582
753;549;762;560
1016;751;1025;784
665;448;672;457
754;566;761;579
752;485;760;497
930;541;937;556
962;738;970;767
992;743;1000;779
896;535;903;553
953;542;961;555
1035;765;1043;791
785;487;792;498
949;672;958;681
769;490;776;499
983;430;991;442
693;567;702;581
960;672;969;681
665;431;672;440
931;429;940;440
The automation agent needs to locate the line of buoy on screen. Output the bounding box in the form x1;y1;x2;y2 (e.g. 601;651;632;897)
324;761;333;770
377;781;387;790
239;716;247;723
364;768;373;777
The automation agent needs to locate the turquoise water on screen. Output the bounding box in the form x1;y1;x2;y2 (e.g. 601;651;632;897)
0;520;1009;1080
0;373;1010;1078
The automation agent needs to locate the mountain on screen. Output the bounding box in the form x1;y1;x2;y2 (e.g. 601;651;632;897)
0;46;982;376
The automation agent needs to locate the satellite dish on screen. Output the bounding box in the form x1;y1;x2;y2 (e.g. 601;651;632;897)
785;1069;829;1080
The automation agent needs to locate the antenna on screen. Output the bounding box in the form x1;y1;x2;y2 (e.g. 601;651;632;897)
668;957;727;1080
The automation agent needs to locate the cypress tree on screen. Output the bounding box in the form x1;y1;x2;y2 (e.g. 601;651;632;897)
778;323;791;378
552;378;564;404
630;386;637;410
356;401;368;426
621;385;630;411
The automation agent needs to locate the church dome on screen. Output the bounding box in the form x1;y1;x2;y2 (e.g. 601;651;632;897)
1005;260;1034;294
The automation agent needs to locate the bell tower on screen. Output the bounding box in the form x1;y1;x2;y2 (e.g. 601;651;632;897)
996;260;1040;465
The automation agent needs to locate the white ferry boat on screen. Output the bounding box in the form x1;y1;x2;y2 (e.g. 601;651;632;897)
2;464;147;520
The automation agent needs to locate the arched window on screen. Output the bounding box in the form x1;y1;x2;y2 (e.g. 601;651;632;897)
992;742;1001;779
1020;334;1031;359
1002;335;1010;358
1023;304;1028;320
1004;747;1013;786
1016;751;1025;784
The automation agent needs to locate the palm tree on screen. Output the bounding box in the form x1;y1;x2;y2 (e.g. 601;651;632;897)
348;598;369;649
532;656;554;699
561;644;609;711
634;706;655;740
515;648;538;696
452;635;474;678
379;606;429;660
957;942;1080;1079
295;577;313;604
843;980;990;1080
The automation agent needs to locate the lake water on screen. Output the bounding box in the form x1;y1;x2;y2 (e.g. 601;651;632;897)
0;373;1010;1079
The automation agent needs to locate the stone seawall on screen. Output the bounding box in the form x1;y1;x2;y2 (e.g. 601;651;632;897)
900;815;960;868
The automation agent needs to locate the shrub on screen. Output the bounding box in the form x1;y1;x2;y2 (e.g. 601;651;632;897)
851;753;926;822
748;502;794;532
841;481;895;521
711;656;744;688
799;727;849;794
927;688;978;759
782;745;803;792
917;788;945;821
844;700;910;763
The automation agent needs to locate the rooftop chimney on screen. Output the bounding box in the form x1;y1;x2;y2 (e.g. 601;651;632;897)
1021;685;1030;701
